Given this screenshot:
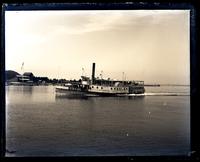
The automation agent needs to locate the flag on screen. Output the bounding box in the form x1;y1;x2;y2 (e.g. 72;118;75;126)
82;68;84;76
21;62;24;70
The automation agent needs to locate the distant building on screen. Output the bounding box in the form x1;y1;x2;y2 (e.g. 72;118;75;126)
36;77;49;84
23;72;34;79
16;72;35;83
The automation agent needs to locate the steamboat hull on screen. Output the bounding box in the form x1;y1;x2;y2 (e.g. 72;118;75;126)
55;86;145;97
56;86;86;96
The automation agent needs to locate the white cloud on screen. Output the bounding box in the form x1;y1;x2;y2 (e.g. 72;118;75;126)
51;10;189;35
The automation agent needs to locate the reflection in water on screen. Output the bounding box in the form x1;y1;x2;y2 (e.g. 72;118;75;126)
6;86;55;103
6;85;33;94
55;94;89;100
21;86;33;93
55;93;145;101
6;86;33;104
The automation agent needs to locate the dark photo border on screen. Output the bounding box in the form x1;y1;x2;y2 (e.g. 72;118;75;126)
1;2;199;161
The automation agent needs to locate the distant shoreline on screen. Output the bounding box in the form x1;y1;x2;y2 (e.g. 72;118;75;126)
144;84;190;87
159;84;190;86
144;84;160;87
6;83;190;87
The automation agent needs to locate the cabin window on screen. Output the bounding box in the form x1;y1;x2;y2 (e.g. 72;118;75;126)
101;87;103;89
111;87;113;90
92;86;94;88
114;88;116;90
97;86;98;89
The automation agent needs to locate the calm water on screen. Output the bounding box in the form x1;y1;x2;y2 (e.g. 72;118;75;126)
6;85;190;156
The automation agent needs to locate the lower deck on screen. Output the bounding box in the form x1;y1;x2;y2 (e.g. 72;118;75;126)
56;83;145;96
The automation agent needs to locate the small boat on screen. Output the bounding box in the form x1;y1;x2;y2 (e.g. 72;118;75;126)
56;63;145;97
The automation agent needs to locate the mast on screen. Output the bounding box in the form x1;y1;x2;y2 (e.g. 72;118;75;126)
100;70;103;85
82;68;85;76
21;62;24;83
91;63;95;84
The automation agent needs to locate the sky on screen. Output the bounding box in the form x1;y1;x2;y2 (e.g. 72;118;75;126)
5;10;190;84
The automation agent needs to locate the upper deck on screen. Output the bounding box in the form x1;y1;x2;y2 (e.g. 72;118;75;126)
94;78;144;87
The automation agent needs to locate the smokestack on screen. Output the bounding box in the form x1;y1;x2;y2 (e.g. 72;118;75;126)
92;63;95;84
